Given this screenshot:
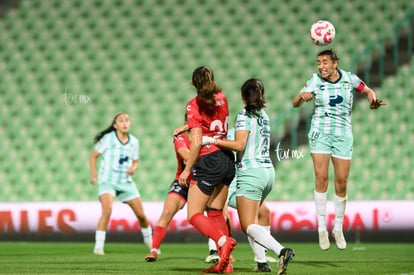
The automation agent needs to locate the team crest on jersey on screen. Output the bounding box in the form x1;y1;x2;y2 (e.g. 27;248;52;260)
342;81;352;90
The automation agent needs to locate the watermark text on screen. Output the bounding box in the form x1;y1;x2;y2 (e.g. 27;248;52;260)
275;142;304;161
63;88;92;106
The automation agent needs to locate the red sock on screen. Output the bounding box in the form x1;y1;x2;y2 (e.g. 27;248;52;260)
206;209;229;237
152;226;167;250
189;213;224;242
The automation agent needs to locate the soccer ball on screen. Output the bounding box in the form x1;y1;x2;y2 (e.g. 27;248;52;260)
309;20;336;46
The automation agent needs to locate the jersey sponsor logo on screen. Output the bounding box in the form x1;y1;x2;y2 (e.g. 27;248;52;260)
119;156;129;164
257;116;270;126
215;99;225;106
329;95;343;106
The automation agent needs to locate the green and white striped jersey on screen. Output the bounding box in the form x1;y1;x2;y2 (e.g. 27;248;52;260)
95;131;139;184
235;109;273;170
300;69;365;136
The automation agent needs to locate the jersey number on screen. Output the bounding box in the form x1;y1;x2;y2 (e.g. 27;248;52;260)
210;116;229;138
260;137;269;156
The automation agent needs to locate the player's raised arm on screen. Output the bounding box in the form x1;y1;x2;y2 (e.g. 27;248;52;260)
292;92;313;108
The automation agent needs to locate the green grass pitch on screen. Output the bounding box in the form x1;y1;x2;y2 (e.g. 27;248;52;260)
0;242;413;274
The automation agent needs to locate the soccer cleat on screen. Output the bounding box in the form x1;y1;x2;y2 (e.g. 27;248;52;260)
318;230;331;250
253;262;272;272
202;264;220;274
332;230;347;250
223;263;233;274
217;237;237;273
277;248;295;275
93;248;105;255
202;263;233;274
144;251;158;262
205;250;220;263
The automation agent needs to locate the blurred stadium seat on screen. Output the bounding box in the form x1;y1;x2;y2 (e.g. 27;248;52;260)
0;0;412;201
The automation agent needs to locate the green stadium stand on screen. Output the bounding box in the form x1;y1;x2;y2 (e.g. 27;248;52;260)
0;0;412;201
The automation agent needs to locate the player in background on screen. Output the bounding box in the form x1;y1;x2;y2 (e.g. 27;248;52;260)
292;49;385;250
89;112;152;255
178;66;236;273
204;78;295;274
144;114;192;262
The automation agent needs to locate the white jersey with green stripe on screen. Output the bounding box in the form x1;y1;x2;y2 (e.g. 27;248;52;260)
300;69;363;136
235;109;273;170
95;131;139;184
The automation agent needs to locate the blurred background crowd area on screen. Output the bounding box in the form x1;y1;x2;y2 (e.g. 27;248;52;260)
0;0;412;202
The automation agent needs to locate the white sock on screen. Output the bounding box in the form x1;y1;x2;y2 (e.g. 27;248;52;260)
334;194;347;231
217;236;227;247
246;224;284;256
248;235;266;262
208;238;217;251
314;190;328;231
261;225;271;234
141;226;153;249
94;230;106;250
261;225;271;254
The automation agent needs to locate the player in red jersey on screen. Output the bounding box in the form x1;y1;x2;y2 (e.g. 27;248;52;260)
178;66;236;273
144;114;192;262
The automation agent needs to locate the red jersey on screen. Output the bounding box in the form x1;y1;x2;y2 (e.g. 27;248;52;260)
186;91;229;157
174;133;191;180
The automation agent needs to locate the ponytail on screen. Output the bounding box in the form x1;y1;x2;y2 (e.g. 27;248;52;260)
192;66;221;107
241;78;266;116
93;113;123;143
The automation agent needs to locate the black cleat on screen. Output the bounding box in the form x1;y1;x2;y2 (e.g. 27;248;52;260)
254;262;272;272
278;248;295;275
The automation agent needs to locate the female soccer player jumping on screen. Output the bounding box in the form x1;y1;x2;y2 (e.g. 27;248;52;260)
292;49;385;250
